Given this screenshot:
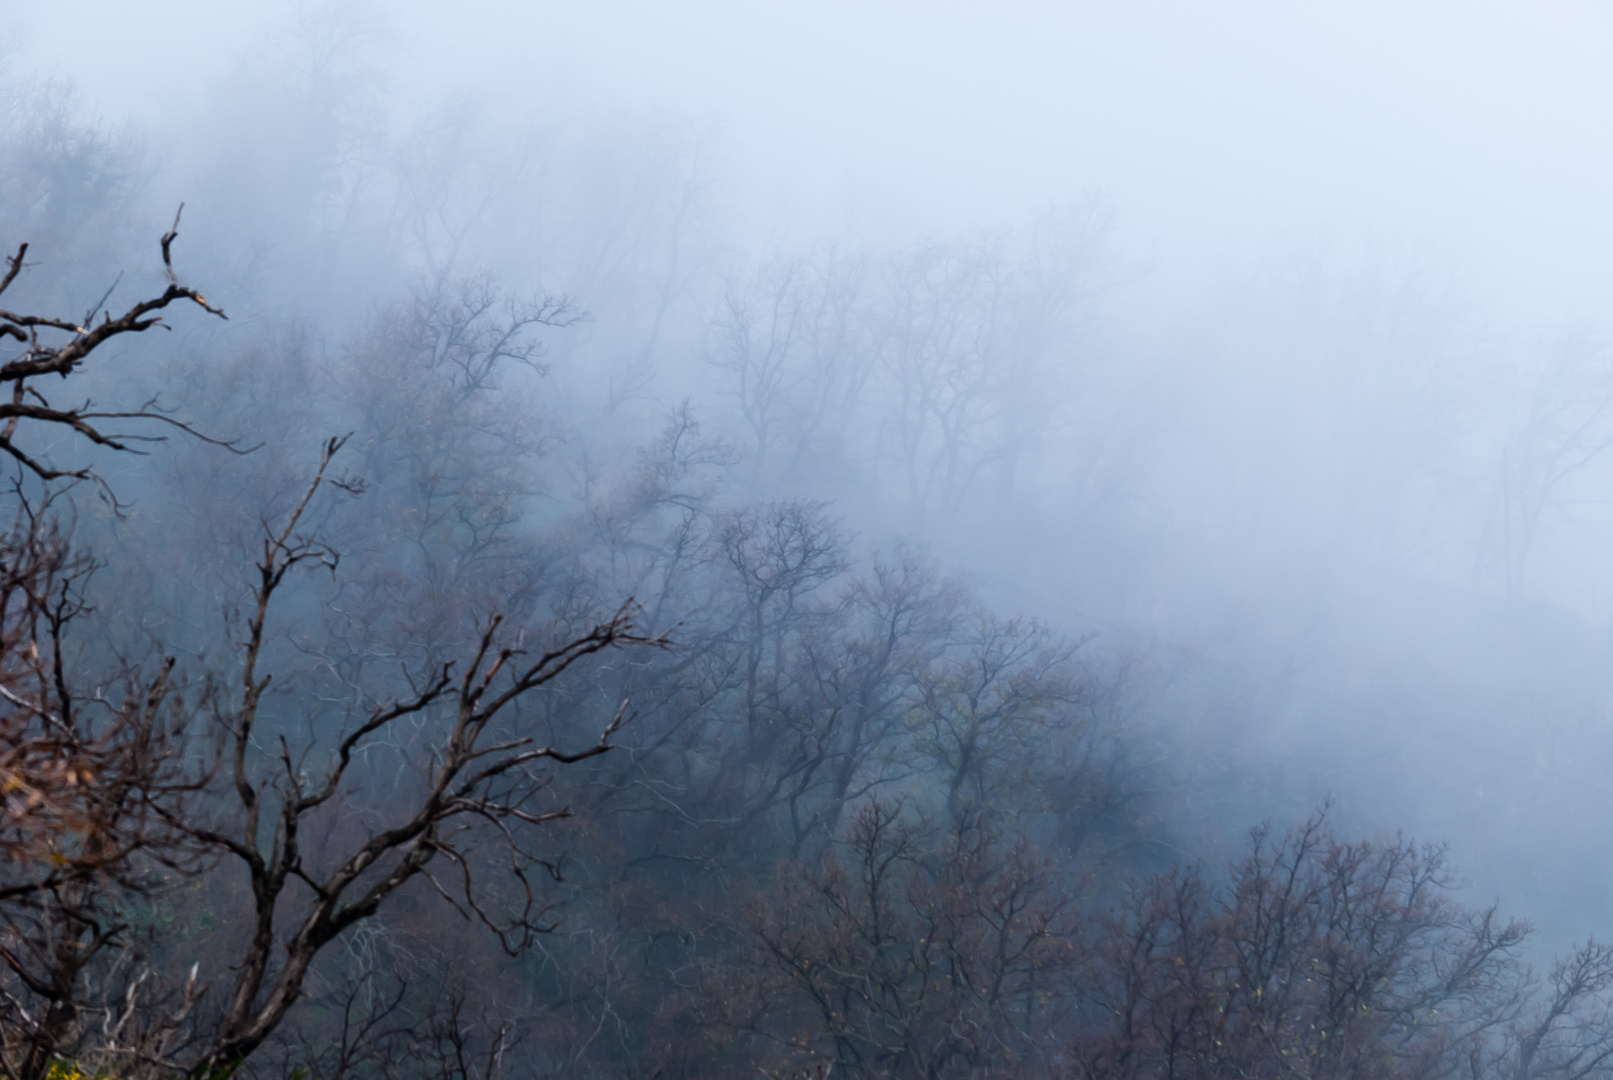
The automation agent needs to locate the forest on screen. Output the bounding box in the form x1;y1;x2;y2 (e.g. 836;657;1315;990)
7;4;1613;1079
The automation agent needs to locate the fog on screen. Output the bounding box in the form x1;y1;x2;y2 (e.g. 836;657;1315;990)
31;3;1613;306
7;3;1613;1075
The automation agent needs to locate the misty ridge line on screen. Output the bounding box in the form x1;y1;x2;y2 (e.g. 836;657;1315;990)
5;7;1613;1078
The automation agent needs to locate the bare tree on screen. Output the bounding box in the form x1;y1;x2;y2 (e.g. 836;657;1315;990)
1075;811;1531;1080
150;435;666;1077
752;798;1080;1080
709;249;874;479
0;207;232;485
911;614;1091;821
0;218;228;1080
1480;328;1613;600
1506;942;1613;1080
0;224;669;1080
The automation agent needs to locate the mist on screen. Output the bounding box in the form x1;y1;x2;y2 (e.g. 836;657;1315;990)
5;3;1613;1077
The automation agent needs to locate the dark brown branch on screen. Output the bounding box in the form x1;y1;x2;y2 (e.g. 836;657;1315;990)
0;244;27;300
0;215;231;488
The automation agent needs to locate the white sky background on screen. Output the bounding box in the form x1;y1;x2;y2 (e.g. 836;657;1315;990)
11;0;1613;326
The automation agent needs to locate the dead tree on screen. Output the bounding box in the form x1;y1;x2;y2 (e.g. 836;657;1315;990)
137;435;667;1077
0;210;230;870
0;215;229;1080
0;206;235;486
0;222;668;1080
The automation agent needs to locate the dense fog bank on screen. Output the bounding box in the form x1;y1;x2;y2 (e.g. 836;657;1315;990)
10;4;1613;909
6;5;1613;1075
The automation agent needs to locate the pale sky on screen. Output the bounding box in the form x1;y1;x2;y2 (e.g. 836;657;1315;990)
13;0;1613;321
